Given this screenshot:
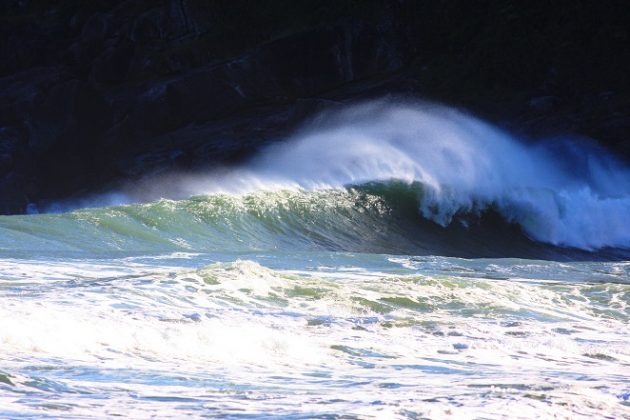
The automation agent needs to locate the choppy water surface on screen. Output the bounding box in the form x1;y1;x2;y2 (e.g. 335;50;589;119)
2;102;630;418
0;250;628;418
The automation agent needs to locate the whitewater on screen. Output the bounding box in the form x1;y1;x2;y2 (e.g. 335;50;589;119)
1;100;629;419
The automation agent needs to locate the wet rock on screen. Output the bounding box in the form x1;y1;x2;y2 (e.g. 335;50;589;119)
0;171;29;214
164;0;195;38
164;20;405;125
24;79;112;154
599;115;630;160
1;1;630;213
528;96;558;112
128;83;183;134
165;66;251;123
81;12;113;42
0;127;21;176
91;41;135;83
130;9;163;42
291;98;342;124
66;13;114;74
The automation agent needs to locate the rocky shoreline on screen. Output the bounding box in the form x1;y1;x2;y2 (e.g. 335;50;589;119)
1;1;629;214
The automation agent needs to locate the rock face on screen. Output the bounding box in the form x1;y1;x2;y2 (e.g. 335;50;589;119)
0;1;629;213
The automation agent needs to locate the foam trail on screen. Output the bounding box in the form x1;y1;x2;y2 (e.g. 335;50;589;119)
62;100;630;250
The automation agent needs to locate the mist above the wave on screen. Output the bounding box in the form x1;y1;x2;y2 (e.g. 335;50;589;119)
53;99;630;250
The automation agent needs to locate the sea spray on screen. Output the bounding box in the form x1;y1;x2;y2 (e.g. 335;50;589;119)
1;100;629;418
46;100;630;250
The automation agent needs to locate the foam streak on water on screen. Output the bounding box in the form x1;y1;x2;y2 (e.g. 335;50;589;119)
0;253;629;418
2;100;630;418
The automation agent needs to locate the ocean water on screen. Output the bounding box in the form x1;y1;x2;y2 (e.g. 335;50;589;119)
1;102;629;418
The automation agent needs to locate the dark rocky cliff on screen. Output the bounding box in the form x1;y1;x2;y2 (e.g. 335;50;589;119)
1;0;629;213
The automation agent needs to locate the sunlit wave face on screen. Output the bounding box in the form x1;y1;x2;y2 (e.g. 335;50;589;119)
46;99;630;250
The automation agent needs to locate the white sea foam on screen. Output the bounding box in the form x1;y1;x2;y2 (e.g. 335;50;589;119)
1;256;628;418
52;100;630;250
4;100;629;418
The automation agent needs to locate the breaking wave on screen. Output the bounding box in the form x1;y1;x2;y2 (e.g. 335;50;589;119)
31;100;630;254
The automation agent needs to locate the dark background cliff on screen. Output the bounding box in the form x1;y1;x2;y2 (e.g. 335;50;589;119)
1;0;629;214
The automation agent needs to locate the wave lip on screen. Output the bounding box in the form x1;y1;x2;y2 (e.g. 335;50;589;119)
33;100;630;253
1;185;628;260
188;100;630;251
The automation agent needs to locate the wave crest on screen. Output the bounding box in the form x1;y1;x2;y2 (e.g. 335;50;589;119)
44;100;630;251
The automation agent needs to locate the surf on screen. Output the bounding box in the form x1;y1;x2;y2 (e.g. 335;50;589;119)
27;99;630;255
1;100;629;419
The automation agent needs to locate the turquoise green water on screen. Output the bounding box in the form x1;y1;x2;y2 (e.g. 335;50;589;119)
0;188;628;418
